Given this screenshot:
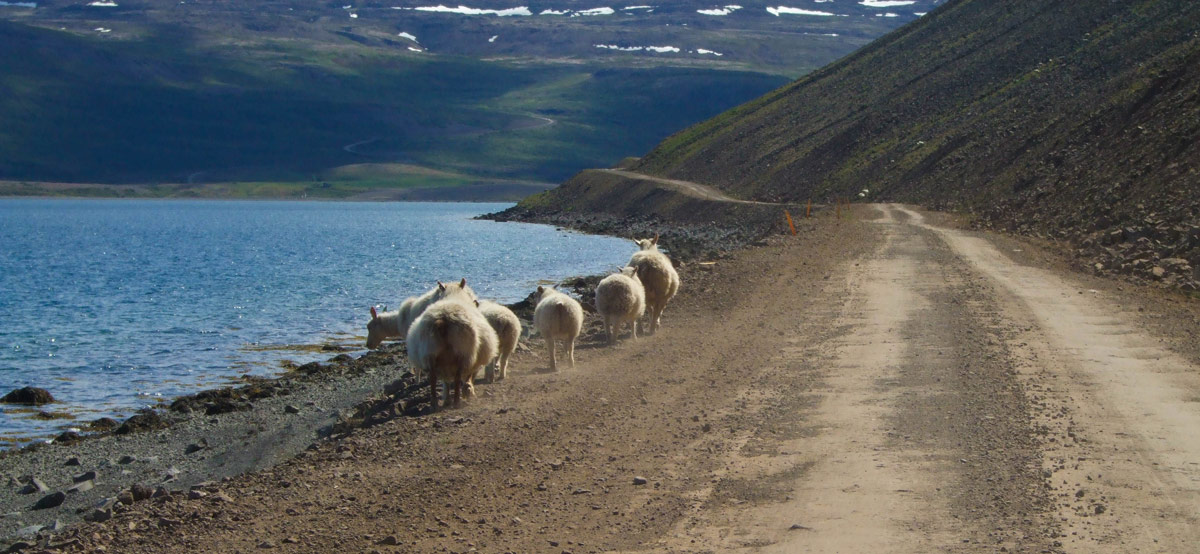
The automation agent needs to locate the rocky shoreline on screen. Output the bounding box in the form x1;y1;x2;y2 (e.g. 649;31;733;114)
0;343;416;547
0;201;775;549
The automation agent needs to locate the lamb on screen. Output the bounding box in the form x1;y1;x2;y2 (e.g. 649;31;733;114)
365;282;462;349
406;278;498;410
532;286;583;371
628;233;680;335
594;266;645;345
476;300;521;382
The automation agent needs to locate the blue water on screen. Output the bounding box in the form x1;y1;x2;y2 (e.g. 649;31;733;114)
0;199;632;447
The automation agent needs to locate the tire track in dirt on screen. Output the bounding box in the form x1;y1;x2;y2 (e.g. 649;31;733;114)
900;205;1200;552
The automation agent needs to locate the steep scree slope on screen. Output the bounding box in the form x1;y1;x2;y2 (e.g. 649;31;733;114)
630;0;1200;290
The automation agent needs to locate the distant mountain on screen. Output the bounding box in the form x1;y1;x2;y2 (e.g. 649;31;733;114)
0;0;940;193
580;0;1198;289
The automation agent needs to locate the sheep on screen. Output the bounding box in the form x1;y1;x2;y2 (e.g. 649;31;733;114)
476;299;521;382
628;234;680;335
594;266;645;345
532;286;583;371
365;282;462;349
406;278;497;410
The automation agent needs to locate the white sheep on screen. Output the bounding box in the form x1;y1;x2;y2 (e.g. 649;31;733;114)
365;282;455;349
594;266;645;345
406;279;497;410
476;300;521;381
628;234;680;335
532;286;583;371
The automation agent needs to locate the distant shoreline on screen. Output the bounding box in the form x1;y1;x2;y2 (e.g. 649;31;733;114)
0;179;555;203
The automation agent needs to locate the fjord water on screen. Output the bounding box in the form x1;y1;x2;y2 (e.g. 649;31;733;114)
0;199;631;447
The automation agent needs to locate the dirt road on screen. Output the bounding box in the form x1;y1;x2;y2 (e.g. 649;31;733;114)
50;205;1200;553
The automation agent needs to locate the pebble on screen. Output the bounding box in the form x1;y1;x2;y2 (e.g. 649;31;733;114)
64;457;81;467
18;478;48;495
284;405;301;414
73;470;98;483
632;476;648;485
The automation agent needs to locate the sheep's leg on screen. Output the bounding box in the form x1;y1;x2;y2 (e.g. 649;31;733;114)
429;374;439;413
604;321;614;345
629;318;638;340
464;372;476;399
567;338;576;368
485;360;495;383
547;338;557;371
498;352;509;380
452;374;463;408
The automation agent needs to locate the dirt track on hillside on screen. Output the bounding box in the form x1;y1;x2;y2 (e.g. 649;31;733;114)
44;205;1200;553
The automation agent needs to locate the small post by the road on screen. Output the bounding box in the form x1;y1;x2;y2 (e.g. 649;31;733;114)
806;199;812;218
784;210;797;235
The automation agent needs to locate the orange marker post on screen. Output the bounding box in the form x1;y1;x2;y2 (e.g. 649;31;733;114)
806;199;812;218
784;210;797;235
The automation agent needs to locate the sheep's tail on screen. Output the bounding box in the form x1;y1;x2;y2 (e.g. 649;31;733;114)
556;302;567;324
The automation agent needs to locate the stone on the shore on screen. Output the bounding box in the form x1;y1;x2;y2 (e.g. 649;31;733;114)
118;455;137;465
115;410;167;435
377;535;399;546
2;387;54;405
87;497;117;522
67;480;94;494
31;491;66;510
184;443;205;455
73;471;98;484
130;484;154;502
54;431;82;445
18;478;49;495
284;404;300;414
632;476;648;485
64;457;81;467
116;490;135;506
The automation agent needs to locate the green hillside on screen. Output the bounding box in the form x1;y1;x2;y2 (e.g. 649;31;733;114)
0;20;787;188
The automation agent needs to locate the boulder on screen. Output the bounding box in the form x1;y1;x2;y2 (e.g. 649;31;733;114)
1;387;54;405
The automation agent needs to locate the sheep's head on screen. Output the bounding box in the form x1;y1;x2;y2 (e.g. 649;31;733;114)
365;306;384;349
437;277;478;304
632;233;660;251
619;266;639;280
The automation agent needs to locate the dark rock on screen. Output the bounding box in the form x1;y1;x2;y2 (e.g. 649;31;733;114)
115;409;167;435
87;417;119;432
2;387;54;405
116;489;134;505
632;476;648;485
31;491;66;510
377;535;399;546
117;455;136;465
284;404;301;414
73;471;97;484
184;443;204;455
5;541;33;553
130;484;154;502
64;457;80;467
53;431;81;445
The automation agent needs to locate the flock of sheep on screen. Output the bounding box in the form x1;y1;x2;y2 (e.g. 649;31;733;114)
364;234;681;411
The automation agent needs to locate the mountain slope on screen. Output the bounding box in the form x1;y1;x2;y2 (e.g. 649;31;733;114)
617;0;1200;289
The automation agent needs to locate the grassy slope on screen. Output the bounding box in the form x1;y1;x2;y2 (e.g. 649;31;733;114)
0;20;789;191
630;0;1199;240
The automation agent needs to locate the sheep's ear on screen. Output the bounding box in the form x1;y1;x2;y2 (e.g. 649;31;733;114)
537;285;544;293
474;300;480;307
437;281;446;292
370;306;378;319
460;277;467;288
